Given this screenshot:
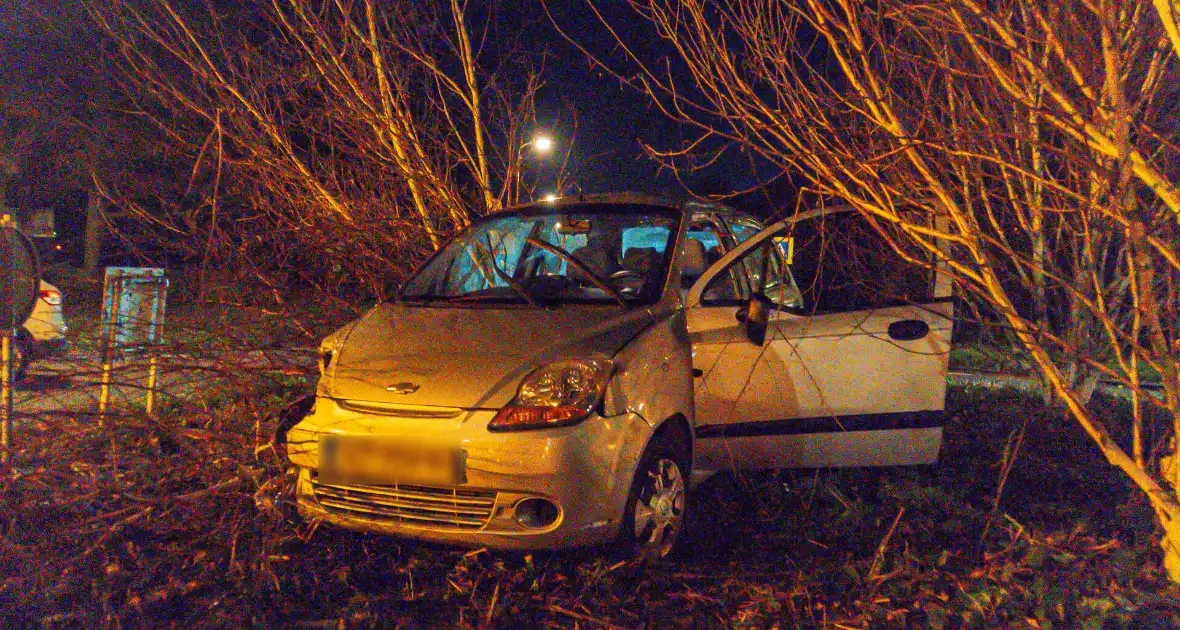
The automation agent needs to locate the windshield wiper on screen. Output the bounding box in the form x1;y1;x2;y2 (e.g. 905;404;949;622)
395;294;452;304
524;237;628;307
449;293;527;303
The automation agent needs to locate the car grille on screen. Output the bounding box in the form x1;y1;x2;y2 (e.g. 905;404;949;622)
310;476;497;530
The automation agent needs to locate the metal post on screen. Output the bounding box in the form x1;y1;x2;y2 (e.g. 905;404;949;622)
1;217;14;467
1;331;11;467
98;276;119;424
143;276;167;417
145;354;159;417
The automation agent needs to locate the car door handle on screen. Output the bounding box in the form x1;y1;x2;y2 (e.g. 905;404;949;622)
888;319;930;341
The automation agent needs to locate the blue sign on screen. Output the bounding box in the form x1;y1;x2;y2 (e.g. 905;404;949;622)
100;267;168;349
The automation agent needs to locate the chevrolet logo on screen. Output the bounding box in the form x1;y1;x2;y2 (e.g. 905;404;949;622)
385;381;421;395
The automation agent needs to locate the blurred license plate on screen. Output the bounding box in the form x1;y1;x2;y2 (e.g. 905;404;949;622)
318;436;463;485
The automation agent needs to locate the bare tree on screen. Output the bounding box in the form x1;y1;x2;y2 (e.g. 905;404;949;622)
561;0;1180;579
86;0;566;299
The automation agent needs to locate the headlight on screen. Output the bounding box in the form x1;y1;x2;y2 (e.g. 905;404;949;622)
488;358;614;431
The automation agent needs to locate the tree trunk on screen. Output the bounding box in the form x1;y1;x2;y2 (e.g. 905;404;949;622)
1161;441;1180;580
83;190;103;274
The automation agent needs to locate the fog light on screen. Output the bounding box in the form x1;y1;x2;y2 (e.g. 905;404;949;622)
514;498;560;529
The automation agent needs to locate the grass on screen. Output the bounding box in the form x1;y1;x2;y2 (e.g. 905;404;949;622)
948;339;1167;386
42;264;357;355
949;343;1031;375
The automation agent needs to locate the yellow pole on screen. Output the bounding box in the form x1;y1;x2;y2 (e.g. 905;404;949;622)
98;277;119;425
98;348;113;423
145;354;158;417
2;214;13;466
1;332;11;467
144;278;166;417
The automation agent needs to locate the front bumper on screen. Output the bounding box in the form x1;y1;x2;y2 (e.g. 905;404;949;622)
288;399;652;550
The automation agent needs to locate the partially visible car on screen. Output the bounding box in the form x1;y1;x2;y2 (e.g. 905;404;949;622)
14;279;68;378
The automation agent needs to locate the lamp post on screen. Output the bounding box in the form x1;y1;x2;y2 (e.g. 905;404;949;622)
511;132;557;204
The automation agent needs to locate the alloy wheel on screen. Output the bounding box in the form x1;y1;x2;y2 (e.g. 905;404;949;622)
632;457;686;559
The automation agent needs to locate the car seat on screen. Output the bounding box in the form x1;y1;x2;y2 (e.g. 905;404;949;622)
680;239;708;290
569;239;617;285
621;247;661;276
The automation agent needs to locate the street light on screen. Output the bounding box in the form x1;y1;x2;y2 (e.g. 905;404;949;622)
531;133;554;155
542;193;558;203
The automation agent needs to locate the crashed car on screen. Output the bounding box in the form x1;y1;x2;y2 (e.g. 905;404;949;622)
282;194;953;559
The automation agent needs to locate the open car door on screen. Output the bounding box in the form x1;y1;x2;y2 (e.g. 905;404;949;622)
685;207;953;472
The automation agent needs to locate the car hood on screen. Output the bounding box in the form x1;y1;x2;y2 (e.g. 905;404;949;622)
325;303;656;409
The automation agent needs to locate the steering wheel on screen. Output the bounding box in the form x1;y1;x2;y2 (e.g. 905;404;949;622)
608;269;646;295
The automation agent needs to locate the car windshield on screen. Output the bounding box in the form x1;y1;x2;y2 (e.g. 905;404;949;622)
400;204;680;306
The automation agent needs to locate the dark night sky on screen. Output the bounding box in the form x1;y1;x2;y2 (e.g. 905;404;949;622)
482;0;771;200
0;0;779;207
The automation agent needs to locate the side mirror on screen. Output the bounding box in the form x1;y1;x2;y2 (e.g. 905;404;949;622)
735;294;771;345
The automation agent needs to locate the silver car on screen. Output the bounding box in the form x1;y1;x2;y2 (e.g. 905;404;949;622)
284;194;953;559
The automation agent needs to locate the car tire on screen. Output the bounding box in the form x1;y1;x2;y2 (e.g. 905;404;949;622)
614;429;689;563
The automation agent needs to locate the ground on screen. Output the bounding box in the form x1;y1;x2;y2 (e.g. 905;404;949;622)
1;270;1178;628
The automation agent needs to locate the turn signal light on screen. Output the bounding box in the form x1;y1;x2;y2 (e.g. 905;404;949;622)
488;405;587;431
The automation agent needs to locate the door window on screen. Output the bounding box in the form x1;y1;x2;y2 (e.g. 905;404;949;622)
701;236;803;309
789;212;935;314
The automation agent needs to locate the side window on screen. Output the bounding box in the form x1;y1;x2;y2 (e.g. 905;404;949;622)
680;219;727;289
701;237;802;308
727;218;763;245
789;212;934;313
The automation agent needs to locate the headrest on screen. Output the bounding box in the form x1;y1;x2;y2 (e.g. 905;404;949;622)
680;239;708;277
622;247;661;272
569;244;614;284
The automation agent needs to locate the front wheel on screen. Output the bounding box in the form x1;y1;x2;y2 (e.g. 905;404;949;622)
616;434;688;562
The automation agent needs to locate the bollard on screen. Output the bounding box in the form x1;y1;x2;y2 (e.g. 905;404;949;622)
97;276;120;424
1;331;11;467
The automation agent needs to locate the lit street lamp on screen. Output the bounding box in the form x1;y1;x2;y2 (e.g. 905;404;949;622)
512;132;558;205
531;133;554;155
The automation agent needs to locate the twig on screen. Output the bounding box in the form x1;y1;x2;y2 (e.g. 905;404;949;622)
484;581;499;627
76;506;154;563
992;419;1028;513
868;507;905;582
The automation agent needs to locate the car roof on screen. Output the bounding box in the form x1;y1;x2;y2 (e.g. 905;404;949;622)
492;192;738;218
